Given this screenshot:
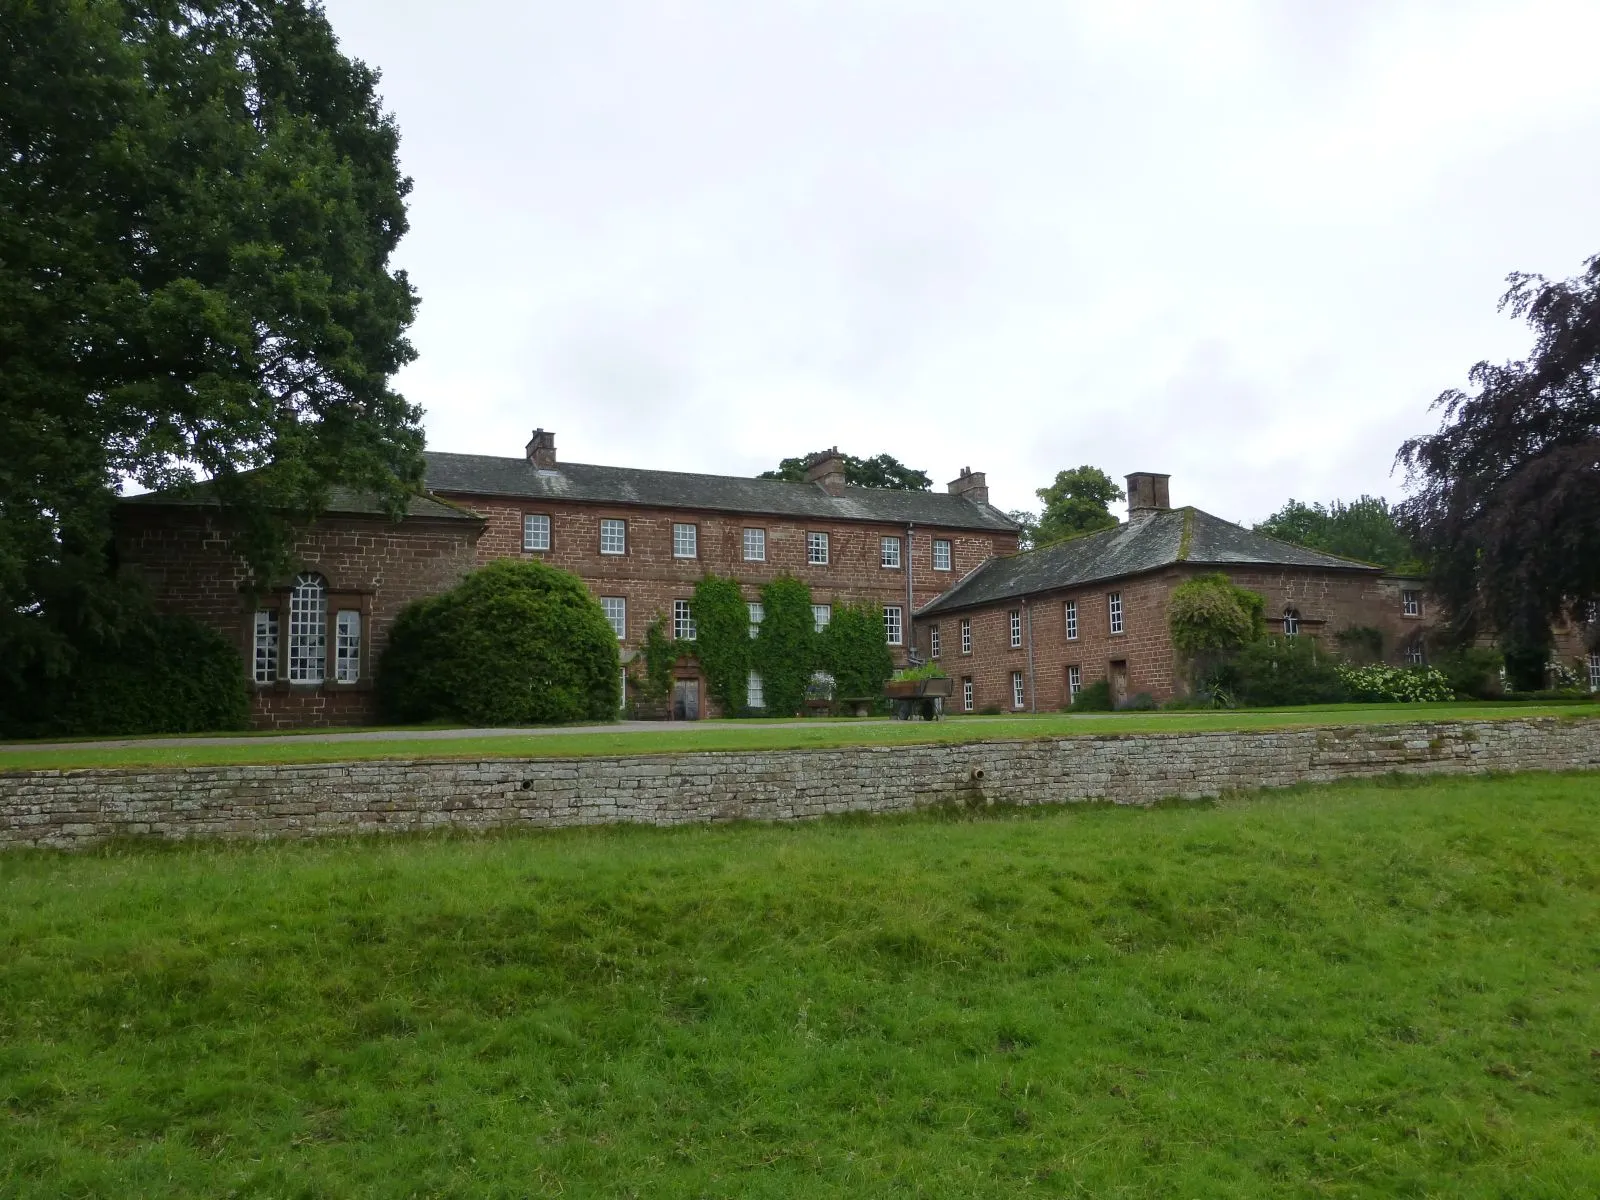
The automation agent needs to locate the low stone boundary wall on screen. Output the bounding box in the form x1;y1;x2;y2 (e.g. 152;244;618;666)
2;718;1598;851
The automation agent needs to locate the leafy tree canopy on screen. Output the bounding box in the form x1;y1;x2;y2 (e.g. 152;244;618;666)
0;0;423;682
1011;466;1124;550
1254;497;1421;573
1168;573;1266;659
1397;252;1600;684
758;452;932;491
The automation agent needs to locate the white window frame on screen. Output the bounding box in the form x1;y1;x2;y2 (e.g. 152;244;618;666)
1590;652;1600;693
812;604;832;633
601;596;627;640
929;624;941;659
748;601;763;639
522;512;551;552
334;610;361;683
287;573;327;684
743;527;766;562
746;671;765;709
673;598;696;641
672;523;698;559
884;605;903;646
806;531;829;565
933;539;952;572
1064;600;1078;641
1009;609;1022;648
962;677;974;712
1404;639;1424;666
1068;664;1082;699
880;536;902;569
1402;590;1420;617
1283;607;1300;638
1108;592;1123;636
960;618;972;655
253;608;279;683
1011;671;1025;710
600;518;627;556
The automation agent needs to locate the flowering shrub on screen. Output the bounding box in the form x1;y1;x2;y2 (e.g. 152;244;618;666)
1336;664;1455;703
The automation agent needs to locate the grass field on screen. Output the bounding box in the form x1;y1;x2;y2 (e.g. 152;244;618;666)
3;772;1599;1196
1;702;1593;771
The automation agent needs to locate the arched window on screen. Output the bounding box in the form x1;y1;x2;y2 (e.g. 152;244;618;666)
288;573;327;683
1283;607;1300;638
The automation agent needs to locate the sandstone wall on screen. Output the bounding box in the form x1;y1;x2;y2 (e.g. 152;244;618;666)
3;718;1596;852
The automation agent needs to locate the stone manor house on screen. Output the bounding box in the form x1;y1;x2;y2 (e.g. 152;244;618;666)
116;430;1594;729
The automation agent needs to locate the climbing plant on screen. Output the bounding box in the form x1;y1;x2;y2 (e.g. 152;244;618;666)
691;574;753;714
753;575;816;717
819;602;895;700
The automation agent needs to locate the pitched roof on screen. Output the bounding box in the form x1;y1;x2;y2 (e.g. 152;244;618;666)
918;506;1380;615
121;483;482;524
422;451;1019;532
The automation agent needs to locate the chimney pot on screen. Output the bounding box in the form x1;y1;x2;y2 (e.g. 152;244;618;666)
526;428;557;468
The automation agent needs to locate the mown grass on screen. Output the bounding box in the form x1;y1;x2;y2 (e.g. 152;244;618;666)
3;773;1600;1196
2;702;1593;771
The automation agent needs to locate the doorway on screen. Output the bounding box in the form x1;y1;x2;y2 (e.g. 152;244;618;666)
672;678;700;721
1108;660;1128;709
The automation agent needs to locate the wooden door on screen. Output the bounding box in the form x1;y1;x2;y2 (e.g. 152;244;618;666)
1108;660;1128;709
672;679;700;721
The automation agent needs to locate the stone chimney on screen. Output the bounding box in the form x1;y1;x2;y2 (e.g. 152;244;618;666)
947;466;989;505
525;428;557;468
1126;472;1171;515
805;447;848;496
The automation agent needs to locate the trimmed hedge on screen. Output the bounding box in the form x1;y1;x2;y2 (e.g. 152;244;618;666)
0;613;250;738
378;560;620;725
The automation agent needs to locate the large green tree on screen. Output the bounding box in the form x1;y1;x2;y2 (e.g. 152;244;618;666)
1015;466;1124;550
0;0;423;681
759;452;932;491
1254;497;1420;572
1398;253;1600;687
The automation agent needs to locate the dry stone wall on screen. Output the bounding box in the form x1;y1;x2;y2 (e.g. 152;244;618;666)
3;718;1597;852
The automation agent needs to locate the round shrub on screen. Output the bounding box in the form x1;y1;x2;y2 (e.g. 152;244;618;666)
378;560;621;725
1169;573;1266;657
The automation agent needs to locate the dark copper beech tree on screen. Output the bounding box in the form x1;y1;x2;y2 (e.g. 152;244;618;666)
1398;254;1600;689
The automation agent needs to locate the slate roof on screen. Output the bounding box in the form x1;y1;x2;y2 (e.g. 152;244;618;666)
919;506;1381;615
422;451;1019;532
121;482;481;523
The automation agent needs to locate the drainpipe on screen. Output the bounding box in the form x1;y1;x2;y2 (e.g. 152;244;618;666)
1025;597;1038;713
905;523;916;665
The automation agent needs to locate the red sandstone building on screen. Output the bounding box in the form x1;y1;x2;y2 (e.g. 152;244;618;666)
116;442;1599;729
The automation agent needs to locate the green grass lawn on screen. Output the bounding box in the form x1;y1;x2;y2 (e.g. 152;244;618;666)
2;702;1594;772
3;773;1599;1196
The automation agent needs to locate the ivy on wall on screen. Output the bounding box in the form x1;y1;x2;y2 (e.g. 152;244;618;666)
691;574;753;715
753;575;817;717
819;602;894;700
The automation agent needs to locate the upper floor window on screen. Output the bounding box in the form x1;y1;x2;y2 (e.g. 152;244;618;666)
523;513;551;552
812;604;832;633
673;598;696;641
673;523;698;559
807;531;830;565
1283;607;1300;638
1064;599;1078;641
334;610;361;683
929;624;941;659
933;539;952;571
600;519;626;556
1402;589;1421;617
253;609;279;683
960;618;972;655
288;573;327;683
1009;609;1022;648
601;596;627;640
1108;592;1124;635
881;536;902;569
743;528;766;562
884;605;903;646
748;601;763;639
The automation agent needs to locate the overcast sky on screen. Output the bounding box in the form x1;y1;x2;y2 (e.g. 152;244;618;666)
323;0;1600;524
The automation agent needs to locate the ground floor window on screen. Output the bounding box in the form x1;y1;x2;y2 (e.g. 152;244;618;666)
747;671;764;709
1404;639;1425;666
335;610;361;683
929;624;940;658
1011;671;1025;710
253;610;279;683
1067;664;1081;700
884;605;903;646
963;677;974;712
1590;652;1600;692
